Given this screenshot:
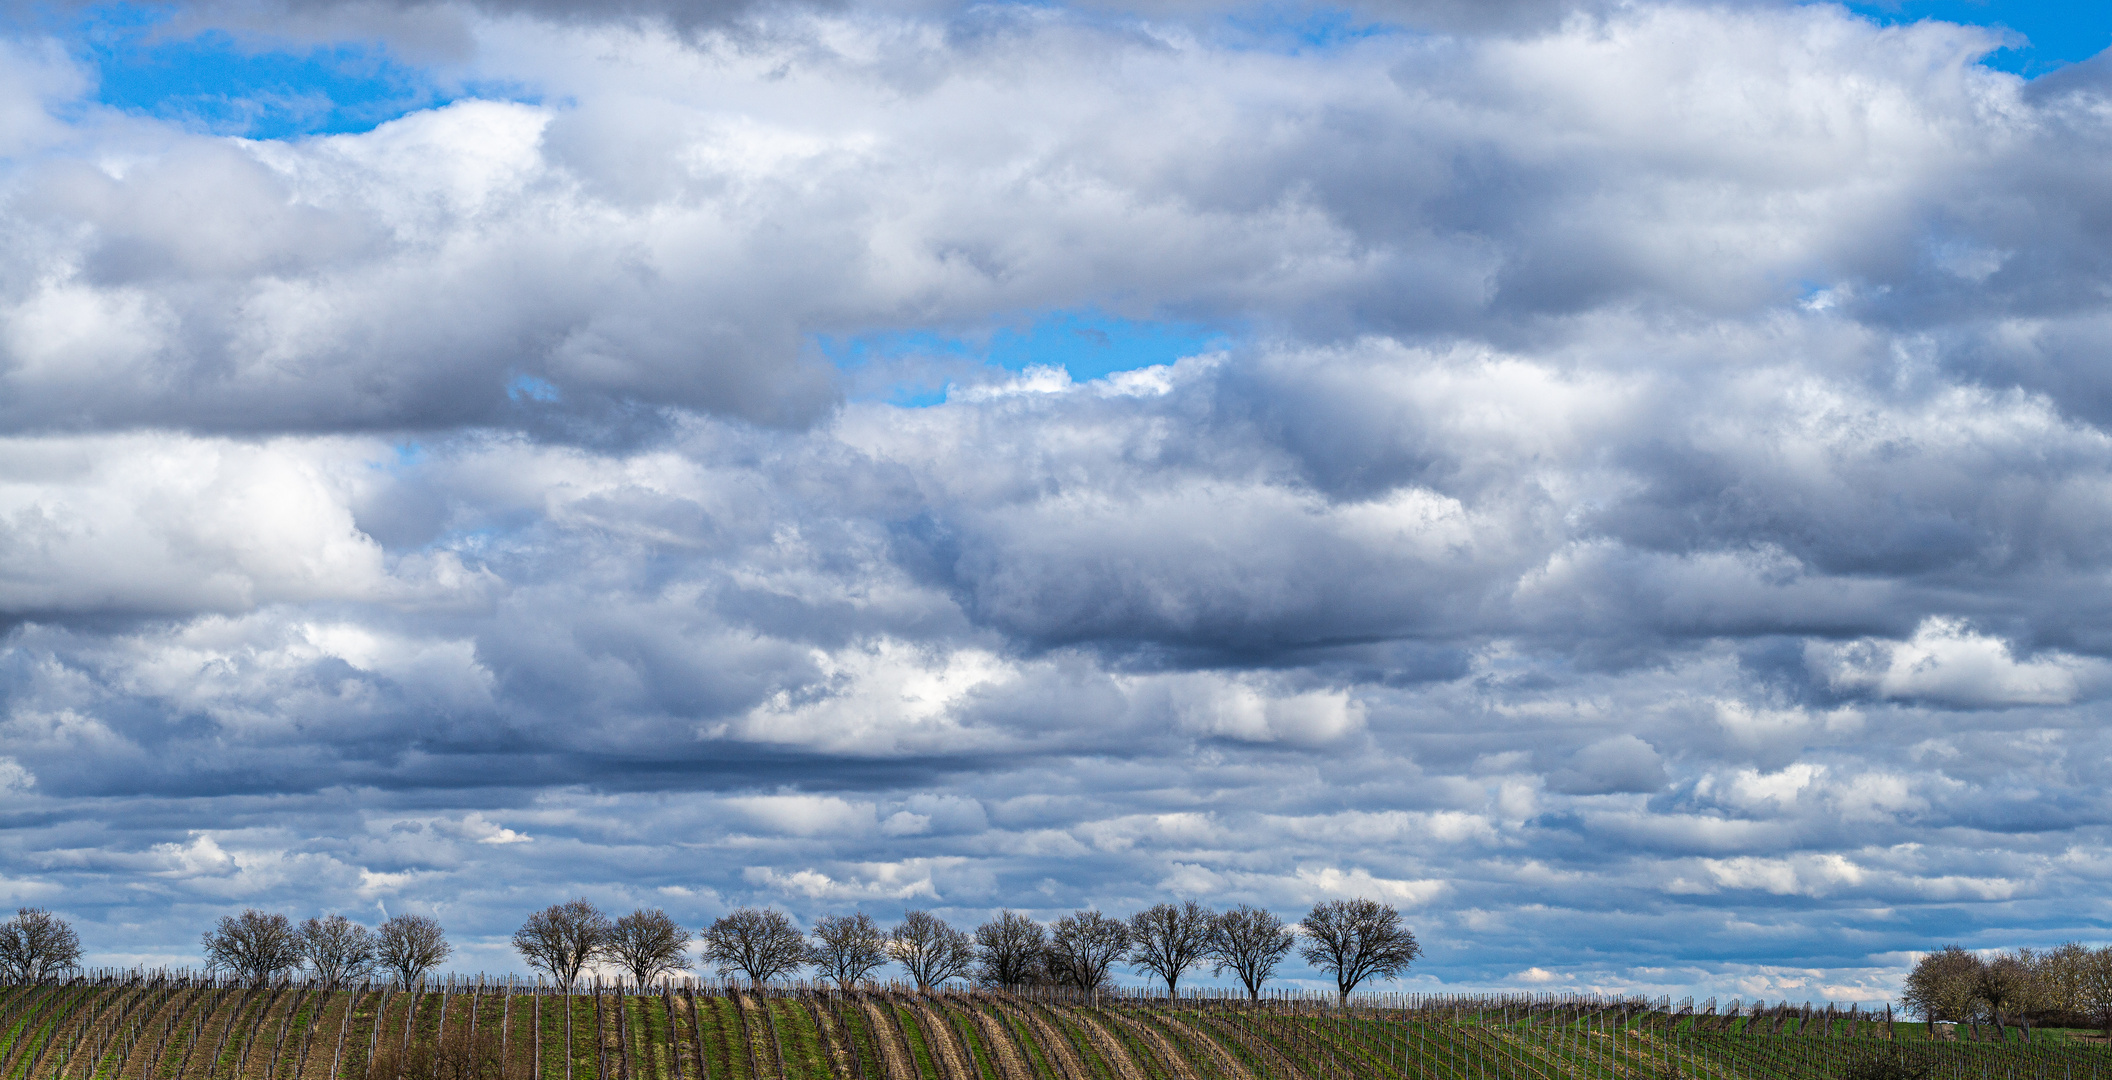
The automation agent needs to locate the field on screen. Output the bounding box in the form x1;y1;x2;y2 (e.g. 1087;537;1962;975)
0;974;2106;1080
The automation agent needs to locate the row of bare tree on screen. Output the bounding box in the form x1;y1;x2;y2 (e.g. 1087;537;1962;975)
0;905;451;987
0;897;1423;1003
200;910;454;985
513;897;1422;1002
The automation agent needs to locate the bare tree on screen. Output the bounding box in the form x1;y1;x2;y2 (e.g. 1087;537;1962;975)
0;908;82;983
1208;905;1294;1001
887;911;975;989
609;909;691;986
974;911;1047;988
1045;910;1129;991
515;900;611;990
377;914;453;986
298;914;377;988
811;913;889;989
1128;901;1214;995
1299;898;1420;1003
203;910;304;983
1903;946;1985;1029
703;908;807;986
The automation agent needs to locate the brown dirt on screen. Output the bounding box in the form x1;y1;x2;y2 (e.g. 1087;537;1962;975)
1139;1013;1253;1080
51;986;116;1080
26;984;116;1080
804;996;853;1080
858;999;916;1080
187;988;259;1080
1190;1014;1308;1080
905;1002;974;1080
682;990;721;1080
116;986;195;1080
965;1007;1034;1080
152;988;223;1080
1066;1012;1147;1080
708;992;751;1080
298;989;350;1080
276;989;317;1080
341;989;391;1080
1103;1013;1217;1080
734;994;780;1080
375;989;418;1079
224;988;277;1080
291;991;355;1080
251;987;309;1080
991;1003;1088;1080
34;985;110;1080
2;986;74;1074
10;985;87;1079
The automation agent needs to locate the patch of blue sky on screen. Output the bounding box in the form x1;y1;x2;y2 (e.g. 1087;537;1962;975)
1222;5;1399;50
506;375;562;404
1179;0;1422;58
47;4;515;139
1217;1;2107;74
364;441;431;481
821;309;1235;407
981;311;1232;379
1832;0;2112;75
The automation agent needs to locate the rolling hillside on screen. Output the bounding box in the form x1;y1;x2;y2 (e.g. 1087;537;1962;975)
0;974;2102;1080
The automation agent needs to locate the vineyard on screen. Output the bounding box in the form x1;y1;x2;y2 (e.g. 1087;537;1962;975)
0;974;2105;1080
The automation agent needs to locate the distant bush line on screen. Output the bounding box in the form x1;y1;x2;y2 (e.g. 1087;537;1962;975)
1904;944;2112;1036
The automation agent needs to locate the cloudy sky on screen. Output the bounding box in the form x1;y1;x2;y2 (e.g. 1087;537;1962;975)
0;0;2108;1002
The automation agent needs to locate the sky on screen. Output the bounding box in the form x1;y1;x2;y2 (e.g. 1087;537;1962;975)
0;0;2106;1004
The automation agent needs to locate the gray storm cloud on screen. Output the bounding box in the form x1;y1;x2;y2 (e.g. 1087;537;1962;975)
0;0;2102;1002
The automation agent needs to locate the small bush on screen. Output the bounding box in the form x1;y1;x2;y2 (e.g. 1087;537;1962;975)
365;1040;445;1080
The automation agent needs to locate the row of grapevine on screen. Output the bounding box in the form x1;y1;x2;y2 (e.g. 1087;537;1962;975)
0;975;2102;1079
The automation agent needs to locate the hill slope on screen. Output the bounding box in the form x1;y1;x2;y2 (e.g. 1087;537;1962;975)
0;976;2100;1080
